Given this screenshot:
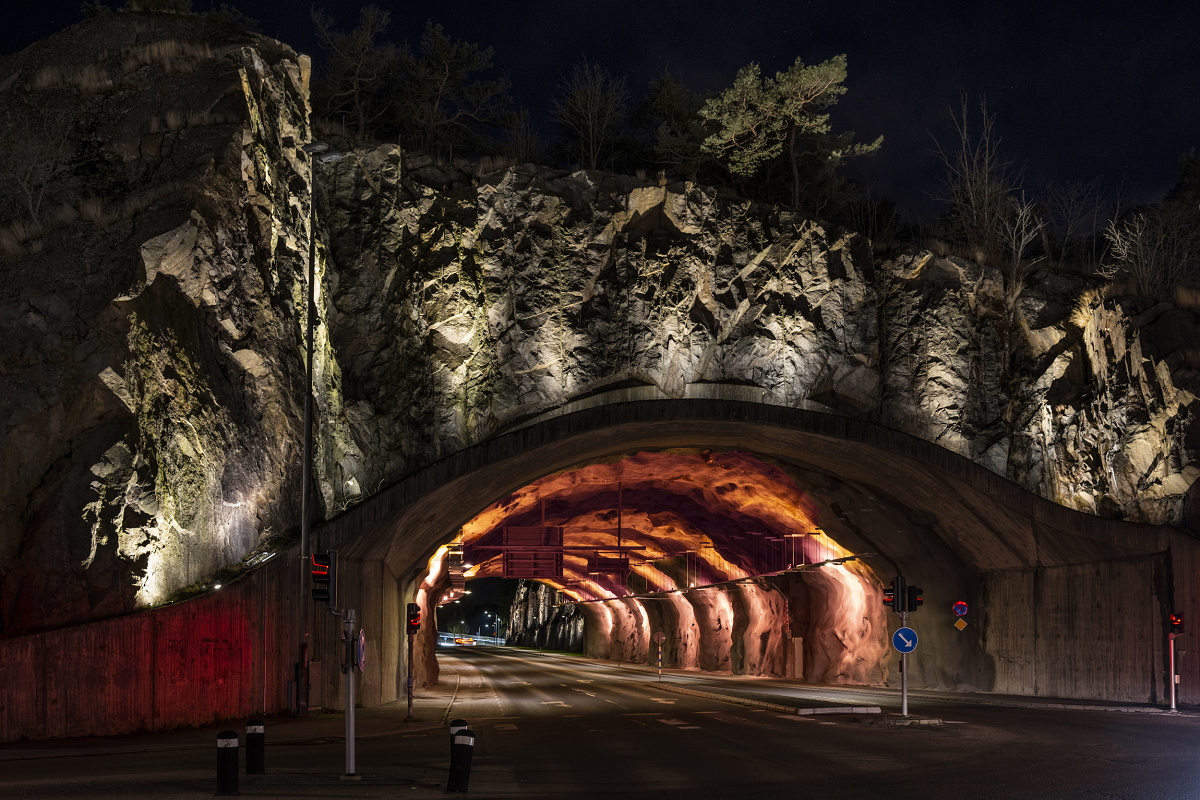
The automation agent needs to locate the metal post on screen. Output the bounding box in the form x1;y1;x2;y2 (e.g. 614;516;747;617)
900;610;909;717
406;631;415;722
658;641;662;680
297;150;319;717
343;608;358;780
1170;633;1178;712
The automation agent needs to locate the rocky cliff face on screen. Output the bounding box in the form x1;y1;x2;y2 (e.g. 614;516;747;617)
3;16;1198;638
506;580;584;652
322;150;1200;529
0;15;321;634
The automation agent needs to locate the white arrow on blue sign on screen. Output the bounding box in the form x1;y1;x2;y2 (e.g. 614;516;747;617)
892;626;918;653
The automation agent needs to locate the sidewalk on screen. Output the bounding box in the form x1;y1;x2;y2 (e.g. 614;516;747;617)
0;663;465;761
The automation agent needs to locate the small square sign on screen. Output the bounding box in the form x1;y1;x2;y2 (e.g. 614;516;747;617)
954;618;968;631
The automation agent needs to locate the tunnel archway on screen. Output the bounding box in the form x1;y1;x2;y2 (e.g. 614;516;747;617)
422;449;889;686
315;399;1177;709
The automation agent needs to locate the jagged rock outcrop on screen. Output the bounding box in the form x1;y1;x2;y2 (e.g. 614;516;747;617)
0;15;324;634
507;580;584;651
3;16;1198;639
322;149;1200;529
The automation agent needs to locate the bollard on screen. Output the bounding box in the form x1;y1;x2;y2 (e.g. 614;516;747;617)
216;730;239;796
449;718;468;736
447;725;475;793
245;719;265;774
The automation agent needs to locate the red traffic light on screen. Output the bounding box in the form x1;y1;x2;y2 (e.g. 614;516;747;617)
311;552;336;606
1170;613;1183;635
406;602;421;635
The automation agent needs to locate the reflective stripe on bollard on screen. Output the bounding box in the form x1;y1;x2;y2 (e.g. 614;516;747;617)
245;719;265;774
447;727;475;793
216;730;239;796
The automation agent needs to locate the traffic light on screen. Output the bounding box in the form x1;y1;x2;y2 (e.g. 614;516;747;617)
892;576;907;613
907;585;923;612
882;586;895;610
406;602;421;636
311;551;337;607
1170;613;1184;635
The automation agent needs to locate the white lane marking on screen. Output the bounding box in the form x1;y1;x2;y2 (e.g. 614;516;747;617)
651;698;676;704
775;715;816;721
659;719;686;726
679;726;702;730
541;701;571;707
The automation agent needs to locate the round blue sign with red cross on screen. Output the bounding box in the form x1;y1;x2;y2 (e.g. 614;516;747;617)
953;601;969;617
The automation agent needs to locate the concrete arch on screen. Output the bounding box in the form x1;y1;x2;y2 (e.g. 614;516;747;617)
313;399;1188;709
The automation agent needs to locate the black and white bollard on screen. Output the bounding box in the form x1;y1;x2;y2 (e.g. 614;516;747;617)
245;719;265;774
216;730;239;796
447;722;475;793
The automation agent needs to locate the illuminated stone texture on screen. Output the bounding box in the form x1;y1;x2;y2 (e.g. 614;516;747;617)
0;17;325;633
322;150;1199;536
2;16;1198;640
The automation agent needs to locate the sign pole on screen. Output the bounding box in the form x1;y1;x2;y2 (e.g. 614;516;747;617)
900;610;909;717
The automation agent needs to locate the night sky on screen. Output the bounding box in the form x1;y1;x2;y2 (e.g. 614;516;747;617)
6;1;1198;219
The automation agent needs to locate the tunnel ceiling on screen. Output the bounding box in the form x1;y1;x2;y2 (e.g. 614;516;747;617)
451;450;854;601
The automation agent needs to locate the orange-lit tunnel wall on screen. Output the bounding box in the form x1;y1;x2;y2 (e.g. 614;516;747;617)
417;450;890;685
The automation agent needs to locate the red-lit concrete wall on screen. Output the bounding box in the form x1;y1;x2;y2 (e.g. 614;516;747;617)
0;552;297;743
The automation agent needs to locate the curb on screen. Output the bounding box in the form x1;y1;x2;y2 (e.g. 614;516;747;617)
658;683;881;716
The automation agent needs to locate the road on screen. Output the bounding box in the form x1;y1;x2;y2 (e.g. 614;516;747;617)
5;646;1200;798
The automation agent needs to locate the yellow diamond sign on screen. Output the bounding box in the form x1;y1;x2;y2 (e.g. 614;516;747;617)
954;618;968;631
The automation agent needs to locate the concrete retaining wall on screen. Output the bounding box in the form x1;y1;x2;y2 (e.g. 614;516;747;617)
0;551;297;742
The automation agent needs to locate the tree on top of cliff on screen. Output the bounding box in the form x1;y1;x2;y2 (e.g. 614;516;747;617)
639;72;711;182
699;55;881;213
392;22;512;159
312;4;400;140
551;57;630;171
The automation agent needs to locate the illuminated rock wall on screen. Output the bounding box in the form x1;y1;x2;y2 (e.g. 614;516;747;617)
322;150;1200;537
506;580;585;652
0;17;326;634
5;15;1199;641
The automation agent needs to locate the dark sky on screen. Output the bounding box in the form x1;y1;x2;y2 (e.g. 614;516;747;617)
6;1;1199;219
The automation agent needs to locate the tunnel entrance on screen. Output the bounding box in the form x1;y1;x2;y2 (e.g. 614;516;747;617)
417;450;889;686
318;399;1177;711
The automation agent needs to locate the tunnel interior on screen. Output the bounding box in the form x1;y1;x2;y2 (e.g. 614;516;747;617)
416;450;892;686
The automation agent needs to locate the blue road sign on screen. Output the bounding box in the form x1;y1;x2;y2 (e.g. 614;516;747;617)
953;600;969;616
892;626;918;653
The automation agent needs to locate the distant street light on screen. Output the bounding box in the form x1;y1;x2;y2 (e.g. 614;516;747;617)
296;140;344;715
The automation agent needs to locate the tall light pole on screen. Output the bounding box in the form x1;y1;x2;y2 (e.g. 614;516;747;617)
296;141;344;714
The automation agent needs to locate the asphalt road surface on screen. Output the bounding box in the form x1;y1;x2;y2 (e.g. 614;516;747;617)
5;645;1200;798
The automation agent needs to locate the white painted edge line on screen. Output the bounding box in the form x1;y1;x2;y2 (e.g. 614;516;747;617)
658;683;881;715
440;671;464;725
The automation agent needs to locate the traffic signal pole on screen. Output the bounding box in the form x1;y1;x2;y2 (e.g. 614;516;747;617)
405;601;420;722
1170;633;1177;712
406;631;415;722
345;608;357;778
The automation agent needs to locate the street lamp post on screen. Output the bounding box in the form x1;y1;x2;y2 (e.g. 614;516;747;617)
296;141;344;715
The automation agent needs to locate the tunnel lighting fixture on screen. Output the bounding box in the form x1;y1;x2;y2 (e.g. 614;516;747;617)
213;584;222;590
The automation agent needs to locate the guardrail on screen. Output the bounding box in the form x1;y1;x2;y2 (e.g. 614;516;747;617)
437;632;507;646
